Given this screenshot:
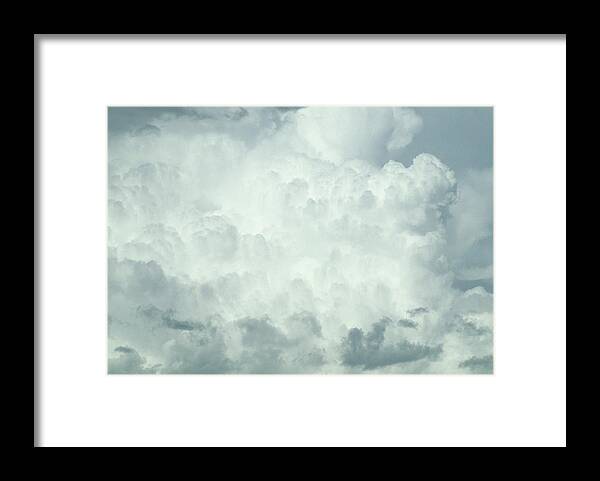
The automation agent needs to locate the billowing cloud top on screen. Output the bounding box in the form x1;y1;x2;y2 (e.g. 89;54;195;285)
108;107;493;374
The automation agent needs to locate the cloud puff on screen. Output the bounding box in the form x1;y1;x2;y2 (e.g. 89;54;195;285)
447;167;493;286
295;107;422;165
108;107;493;374
108;346;159;374
340;318;442;370
459;355;493;374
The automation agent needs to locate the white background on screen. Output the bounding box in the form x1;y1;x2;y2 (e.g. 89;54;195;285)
37;35;566;447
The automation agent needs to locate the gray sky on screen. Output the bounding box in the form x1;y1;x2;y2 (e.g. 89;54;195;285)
403;107;492;173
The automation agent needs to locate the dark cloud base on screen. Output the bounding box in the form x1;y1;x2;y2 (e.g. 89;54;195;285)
108;267;491;374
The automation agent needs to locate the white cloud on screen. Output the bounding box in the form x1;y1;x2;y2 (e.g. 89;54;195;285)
108;107;492;374
447;167;493;282
294;106;422;165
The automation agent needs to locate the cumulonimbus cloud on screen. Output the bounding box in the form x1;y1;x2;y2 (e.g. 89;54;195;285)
108;107;493;374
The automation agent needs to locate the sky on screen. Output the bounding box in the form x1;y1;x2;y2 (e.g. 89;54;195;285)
107;106;493;374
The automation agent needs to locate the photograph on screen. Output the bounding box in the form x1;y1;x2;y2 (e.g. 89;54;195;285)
107;106;494;375
35;35;566;447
